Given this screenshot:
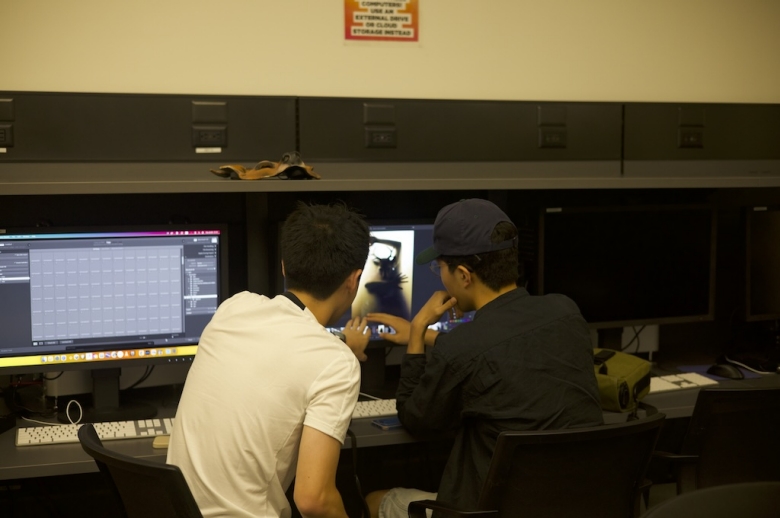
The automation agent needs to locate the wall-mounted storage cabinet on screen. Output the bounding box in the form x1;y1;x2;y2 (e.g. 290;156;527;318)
0;92;296;163
624;103;780;178
298;98;623;163
1;92;780;194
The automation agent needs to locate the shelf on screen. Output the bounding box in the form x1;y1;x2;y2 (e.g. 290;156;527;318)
2;161;780;195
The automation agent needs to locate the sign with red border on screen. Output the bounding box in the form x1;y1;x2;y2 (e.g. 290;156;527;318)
345;0;419;42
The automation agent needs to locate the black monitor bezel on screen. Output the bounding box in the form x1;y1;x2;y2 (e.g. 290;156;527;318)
537;204;717;329
0;223;229;376
745;205;780;322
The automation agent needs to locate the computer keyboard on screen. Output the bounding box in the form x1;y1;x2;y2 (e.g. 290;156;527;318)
649;372;719;394
352;398;397;419
16;418;174;447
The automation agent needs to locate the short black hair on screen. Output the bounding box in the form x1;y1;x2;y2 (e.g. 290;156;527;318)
281;202;370;300
440;221;520;291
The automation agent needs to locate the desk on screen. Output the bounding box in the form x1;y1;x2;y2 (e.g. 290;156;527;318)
0;414;421;482
643;372;780;419
2;374;779;481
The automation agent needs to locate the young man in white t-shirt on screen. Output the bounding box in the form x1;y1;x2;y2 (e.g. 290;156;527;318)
168;202;372;518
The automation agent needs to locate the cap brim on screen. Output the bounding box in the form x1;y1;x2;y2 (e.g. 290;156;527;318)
415;245;440;265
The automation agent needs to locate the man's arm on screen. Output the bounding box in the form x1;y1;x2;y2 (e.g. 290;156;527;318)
407;291;457;354
294;425;349;518
341;315;370;361
396;292;463;434
366;312;440;347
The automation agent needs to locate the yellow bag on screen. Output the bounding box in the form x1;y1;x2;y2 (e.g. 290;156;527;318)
593;348;651;413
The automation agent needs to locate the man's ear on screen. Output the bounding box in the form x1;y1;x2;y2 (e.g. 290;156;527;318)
456;265;472;288
346;269;363;292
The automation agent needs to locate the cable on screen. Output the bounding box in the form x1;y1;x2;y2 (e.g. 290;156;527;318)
358;392;381;400
122;365;155;391
64;399;83;424
346;429;370;518
621;326;645;353
724;354;776;375
21;416;70;427
42;372;64;381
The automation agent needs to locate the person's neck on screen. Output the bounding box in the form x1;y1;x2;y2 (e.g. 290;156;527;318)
472;283;517;311
287;289;339;327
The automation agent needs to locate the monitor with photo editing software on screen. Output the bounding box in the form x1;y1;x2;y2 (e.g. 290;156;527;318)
538;205;716;331
0;225;229;422
327;222;474;340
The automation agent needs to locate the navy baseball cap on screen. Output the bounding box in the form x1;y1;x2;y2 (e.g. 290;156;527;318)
415;199;517;265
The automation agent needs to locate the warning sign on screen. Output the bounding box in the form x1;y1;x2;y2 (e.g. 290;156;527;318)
345;0;419;42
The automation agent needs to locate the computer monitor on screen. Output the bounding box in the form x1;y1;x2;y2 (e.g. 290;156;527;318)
328;223;473;340
746;206;780;321
0;225;228;422
538;205;716;330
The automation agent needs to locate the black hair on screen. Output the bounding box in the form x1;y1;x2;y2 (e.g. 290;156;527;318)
281;201;370;300
440;221;520;291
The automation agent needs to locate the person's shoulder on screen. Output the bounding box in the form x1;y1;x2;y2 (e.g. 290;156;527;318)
226;290;261;302
221;290;266;307
534;292;584;316
214;291;269;315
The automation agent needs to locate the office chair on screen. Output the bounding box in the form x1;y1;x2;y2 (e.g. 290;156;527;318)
640;481;780;518
653;387;780;494
408;412;665;518
77;423;203;518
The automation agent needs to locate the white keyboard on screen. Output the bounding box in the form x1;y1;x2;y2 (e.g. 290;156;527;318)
649;372;719;394
16;418;174;447
352;398;397;419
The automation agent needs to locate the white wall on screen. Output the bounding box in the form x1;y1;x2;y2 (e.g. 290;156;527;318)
1;0;778;103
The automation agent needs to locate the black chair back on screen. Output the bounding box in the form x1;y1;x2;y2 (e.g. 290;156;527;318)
409;412;665;518
77;424;203;518
641;481;780;518
681;387;780;489
482;412;665;518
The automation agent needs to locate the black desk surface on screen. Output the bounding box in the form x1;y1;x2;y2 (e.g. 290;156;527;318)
2;373;779;481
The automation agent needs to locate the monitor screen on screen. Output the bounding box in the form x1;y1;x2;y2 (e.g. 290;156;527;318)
0;225;228;421
538;206;716;329
328;223;473;340
746;206;780;321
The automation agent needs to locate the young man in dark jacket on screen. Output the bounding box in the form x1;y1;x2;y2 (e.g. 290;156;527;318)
366;198;603;518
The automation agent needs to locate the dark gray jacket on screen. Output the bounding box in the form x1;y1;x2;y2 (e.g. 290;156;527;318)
397;288;603;513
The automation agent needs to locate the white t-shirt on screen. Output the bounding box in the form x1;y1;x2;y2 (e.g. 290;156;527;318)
167;291;360;518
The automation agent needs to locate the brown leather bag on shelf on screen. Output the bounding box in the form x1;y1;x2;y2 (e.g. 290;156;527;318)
210;151;320;180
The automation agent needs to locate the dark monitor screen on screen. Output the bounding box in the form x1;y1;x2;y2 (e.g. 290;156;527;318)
538;206;716;329
0;226;228;421
328;223;473;340
746;207;780;321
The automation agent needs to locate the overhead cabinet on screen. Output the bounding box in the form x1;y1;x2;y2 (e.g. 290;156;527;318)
624;103;780;178
0;92;297;163
298;97;623;178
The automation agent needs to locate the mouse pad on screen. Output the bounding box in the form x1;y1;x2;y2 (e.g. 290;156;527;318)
677;364;760;380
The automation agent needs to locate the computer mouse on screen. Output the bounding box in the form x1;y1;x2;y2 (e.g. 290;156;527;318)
706;362;744;380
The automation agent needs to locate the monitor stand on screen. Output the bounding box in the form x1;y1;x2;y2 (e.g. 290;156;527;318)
57;368;158;424
358;345;403;399
597;328;623;351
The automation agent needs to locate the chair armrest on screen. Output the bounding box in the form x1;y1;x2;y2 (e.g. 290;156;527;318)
653;450;699;463
408;499;498;518
653;450;700;495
